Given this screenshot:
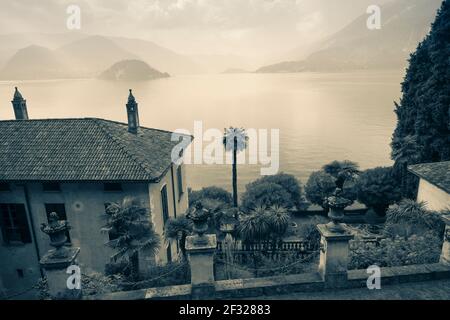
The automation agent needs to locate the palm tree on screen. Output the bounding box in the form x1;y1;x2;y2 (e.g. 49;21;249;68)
164;216;193;260
223;127;248;207
237;206;271;243
104;197;161;280
267;205;291;243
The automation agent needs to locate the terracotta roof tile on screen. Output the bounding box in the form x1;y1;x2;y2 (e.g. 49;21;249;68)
0;118;192;182
408;161;450;194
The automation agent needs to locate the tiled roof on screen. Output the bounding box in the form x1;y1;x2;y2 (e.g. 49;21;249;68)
0;118;191;182
408;161;450;194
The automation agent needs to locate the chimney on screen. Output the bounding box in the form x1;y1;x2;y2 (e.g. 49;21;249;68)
11;87;29;120
126;89;139;134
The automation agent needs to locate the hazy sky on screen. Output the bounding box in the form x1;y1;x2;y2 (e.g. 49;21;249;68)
0;0;390;57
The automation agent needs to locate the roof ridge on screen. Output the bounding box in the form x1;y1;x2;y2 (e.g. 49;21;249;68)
92;119;156;180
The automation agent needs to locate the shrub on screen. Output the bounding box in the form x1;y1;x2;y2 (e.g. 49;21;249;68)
241;182;293;211
256;173;304;208
304;171;336;209
237;207;272;242
356;167;402;215
385;200;445;237
120;262;191;290
82;272;121;296
105;260;131;277
349;232;442;270
188;186;232;207
295;216;328;250
241;173;304;211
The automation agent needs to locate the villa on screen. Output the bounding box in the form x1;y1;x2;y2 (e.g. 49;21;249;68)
0;88;191;295
408;161;450;212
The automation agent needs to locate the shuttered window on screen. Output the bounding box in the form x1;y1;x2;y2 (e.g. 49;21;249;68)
0;204;31;244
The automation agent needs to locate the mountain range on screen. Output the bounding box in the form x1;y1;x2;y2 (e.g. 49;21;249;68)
256;0;443;73
0;33;199;79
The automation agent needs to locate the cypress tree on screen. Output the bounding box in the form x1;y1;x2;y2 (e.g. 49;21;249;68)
392;0;450;164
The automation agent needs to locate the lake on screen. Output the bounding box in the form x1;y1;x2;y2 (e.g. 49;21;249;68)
0;71;403;192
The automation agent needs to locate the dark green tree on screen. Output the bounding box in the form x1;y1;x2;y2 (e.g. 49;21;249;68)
356;167;402;216
392;1;450;166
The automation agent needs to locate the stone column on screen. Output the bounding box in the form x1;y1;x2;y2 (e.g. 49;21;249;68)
317;224;354;289
185;234;217;300
40;247;81;300
440;215;450;265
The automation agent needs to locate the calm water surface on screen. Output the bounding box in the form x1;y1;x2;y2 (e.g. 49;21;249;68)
0;72;403;192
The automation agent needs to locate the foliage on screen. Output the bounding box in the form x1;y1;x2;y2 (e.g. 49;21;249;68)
164;215;193;259
266;205;291;240
294;216;329;250
241;181;292;211
104;197;161;279
188;186;233;207
81;272;121;296
385;200;445;237
105;260;131;277
356;167;402;214
251;173;306;209
237;207;271;242
349;232;442;270
36;277;50;300
391;0;450;164
120;262;191;290
322;160;360;188
304;170;360;210
237;205;291;242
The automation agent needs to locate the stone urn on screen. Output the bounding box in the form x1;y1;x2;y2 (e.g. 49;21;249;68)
40;212;71;258
187;202;211;244
324;188;353;233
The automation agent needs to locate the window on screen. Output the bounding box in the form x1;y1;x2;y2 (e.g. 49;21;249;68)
44;203;71;243
17;269;24;278
176;166;183;199
42;182;61;192
161;185;169;225
103;183;123;192
0;182;10;192
0;204;31;244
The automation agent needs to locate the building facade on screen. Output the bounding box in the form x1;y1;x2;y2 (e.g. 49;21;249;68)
408;161;450;212
0;89;191;296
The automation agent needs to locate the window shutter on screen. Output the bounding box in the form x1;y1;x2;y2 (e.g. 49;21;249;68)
16;205;32;243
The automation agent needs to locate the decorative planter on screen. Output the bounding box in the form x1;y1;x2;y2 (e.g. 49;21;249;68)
40;212;71;259
187;202;211;244
324;188;353;233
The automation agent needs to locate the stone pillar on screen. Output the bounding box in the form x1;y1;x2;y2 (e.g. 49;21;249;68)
317;224;354;289
440;215;450;265
40;247;81;300
185;234;217;300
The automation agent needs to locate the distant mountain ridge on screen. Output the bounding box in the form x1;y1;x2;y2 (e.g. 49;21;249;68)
257;0;443;73
99;60;169;81
0;34;200;80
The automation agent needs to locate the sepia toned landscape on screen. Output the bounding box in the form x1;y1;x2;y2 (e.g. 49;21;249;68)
0;0;449;305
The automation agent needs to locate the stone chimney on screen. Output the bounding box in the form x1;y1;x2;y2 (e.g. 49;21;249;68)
126;89;139;134
11;87;29;120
